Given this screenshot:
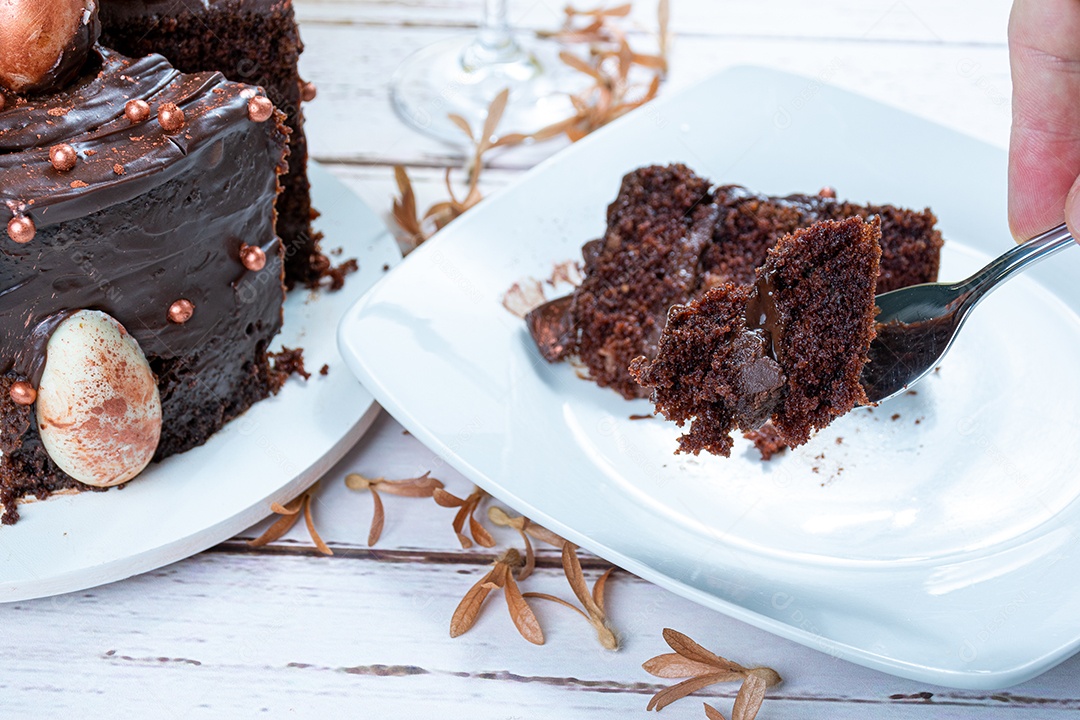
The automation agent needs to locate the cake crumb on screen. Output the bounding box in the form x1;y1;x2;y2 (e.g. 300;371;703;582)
327;258;358;290
744;425;788;461
629;413;653;421
268;347;310;391
319;364;329;376
382;263;390;272
835;437;843;445
891;413;900;421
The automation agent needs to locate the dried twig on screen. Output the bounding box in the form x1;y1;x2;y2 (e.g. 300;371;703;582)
433;486;496;549
390;1;672;250
248;493;332;556
450;548;544;645
392;89;527;252
524;543;620;650
345;471;445;546
642;629;781;716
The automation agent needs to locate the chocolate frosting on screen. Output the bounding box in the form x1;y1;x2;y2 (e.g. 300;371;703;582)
0;47;288;396
99;0;293;18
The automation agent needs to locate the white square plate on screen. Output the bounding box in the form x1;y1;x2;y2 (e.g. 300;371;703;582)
338;68;1080;689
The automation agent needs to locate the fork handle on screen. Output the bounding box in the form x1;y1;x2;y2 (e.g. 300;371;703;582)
956;223;1075;309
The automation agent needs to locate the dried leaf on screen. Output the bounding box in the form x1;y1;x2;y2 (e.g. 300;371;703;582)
450;567;497;637
480;88;510;153
447;113;473;139
519;531;536;581
270;496;304;516
451;505;473;549
563;544;603;618
391;166;424;246
658;0;671;67
368;487;385;547
663;628;745;673
647;673;737;712
731;674;767;720
503;571;544;645
435;487;492;548
470;511;497;548
643;653;734;680
643;628;781;715
487;507;568;549
247;507;302;547
524;519;568;548
377;472;444;498
567;2;632;18
703;703;727;720
746;667;783;688
539;544;620;650
303;494;333;556
560;50;605;81
433;487;465;508
593;567;613;613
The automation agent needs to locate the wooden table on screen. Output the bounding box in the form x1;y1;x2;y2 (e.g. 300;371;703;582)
5;1;1079;716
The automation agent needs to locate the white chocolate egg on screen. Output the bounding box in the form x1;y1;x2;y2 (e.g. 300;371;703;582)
35;310;162;487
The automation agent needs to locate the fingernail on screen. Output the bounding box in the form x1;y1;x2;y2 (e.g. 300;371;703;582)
1066;181;1080;239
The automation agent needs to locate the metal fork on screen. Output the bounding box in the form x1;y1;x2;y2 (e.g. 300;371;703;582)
860;223;1075;403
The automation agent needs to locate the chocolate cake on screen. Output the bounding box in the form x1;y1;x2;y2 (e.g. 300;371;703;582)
0;6;291;523
528;164;943;401
629;218;882;455
98;0;325;288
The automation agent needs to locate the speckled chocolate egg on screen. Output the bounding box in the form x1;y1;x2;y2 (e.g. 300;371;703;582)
35;310;161;487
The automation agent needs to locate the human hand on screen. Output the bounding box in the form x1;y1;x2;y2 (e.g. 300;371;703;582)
1008;0;1080;241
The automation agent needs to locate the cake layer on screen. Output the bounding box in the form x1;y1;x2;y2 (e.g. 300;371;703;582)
0;48;289;523
99;0;322;288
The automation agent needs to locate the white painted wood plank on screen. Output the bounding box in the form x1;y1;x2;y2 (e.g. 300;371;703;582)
3;548;1077;717
298;24;1011;172
294;0;1011;45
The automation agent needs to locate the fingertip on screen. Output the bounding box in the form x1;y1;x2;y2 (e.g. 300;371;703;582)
1065;177;1080;242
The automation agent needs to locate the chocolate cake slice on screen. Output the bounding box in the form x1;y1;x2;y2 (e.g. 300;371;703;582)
629;217;881;455
0;43;289;523
558;165;717;399
527;165;943;402
99;0;325;288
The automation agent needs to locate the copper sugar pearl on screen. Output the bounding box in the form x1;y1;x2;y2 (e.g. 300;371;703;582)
247;96;274;122
7;215;34;244
125;99;150;123
300;80;317;103
49;143;77;172
239;243;267;271
158;102;186;133
168;299;195;324
9;381;36;406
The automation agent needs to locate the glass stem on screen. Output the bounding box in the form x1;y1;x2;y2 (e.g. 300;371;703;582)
476;0;520;59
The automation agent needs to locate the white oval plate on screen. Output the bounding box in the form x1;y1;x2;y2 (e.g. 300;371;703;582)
337;68;1080;690
1;163;400;602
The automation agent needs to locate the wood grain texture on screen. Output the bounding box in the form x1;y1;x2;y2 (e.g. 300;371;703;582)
4;0;1074;716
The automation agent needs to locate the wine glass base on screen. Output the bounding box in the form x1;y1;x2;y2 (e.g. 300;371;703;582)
390;34;580;144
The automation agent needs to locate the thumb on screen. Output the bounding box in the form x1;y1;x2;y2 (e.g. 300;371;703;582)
1065;175;1080;242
